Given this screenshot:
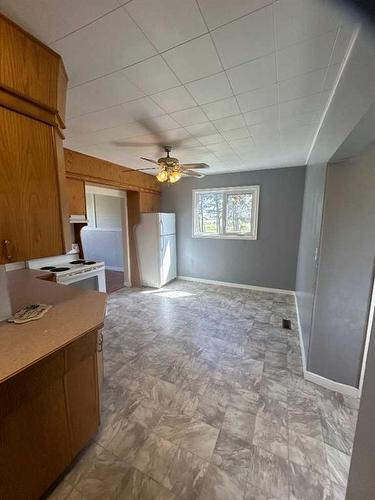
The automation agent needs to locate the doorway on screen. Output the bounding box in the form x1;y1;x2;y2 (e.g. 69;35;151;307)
81;185;130;293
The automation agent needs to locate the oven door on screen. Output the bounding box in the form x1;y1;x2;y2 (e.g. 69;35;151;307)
57;268;106;293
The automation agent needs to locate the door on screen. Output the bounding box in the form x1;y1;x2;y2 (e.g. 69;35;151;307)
160;234;176;286
159;213;175;236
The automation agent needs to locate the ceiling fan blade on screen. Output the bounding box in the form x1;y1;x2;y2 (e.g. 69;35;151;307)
140;157;160;165
181;163;209;169
133;167;158;171
183;169;205;178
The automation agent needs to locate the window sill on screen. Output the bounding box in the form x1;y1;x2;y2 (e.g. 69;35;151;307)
193;233;257;240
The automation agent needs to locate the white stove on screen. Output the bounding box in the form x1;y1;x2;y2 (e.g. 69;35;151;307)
27;253;106;293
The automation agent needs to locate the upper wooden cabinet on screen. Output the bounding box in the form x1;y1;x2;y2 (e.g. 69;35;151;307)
0;14;70;264
66;178;86;217
0;14;68;126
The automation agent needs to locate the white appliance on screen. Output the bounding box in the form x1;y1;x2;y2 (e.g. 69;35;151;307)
27;253;106;292
136;213;177;288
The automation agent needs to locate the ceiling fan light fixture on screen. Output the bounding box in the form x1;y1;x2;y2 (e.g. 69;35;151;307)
168;170;182;183
156;169;168;182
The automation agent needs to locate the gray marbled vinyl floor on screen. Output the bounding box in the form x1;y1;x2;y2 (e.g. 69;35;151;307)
48;280;359;500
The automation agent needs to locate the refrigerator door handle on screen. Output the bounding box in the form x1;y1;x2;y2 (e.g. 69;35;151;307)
160;219;164;236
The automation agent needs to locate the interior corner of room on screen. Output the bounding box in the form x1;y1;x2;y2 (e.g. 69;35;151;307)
1;1;375;499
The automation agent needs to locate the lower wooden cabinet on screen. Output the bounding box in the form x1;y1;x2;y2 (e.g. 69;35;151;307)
0;329;101;499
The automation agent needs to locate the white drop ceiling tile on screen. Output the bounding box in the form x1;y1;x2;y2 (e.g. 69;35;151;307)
119;97;166;121
237;84;277;113
145;114;180;132
279;93;325;121
226;53;276;95
51;9;156;87
276;31;336;82
126;0;207;52
66;96;167;136
212;6;274;69
151;86;196;113
197;0;272;30
202;97;240;120
206;142;235;154
0;0;119;44
213;114;246;132
170;107;209;127
66;74;145;118
198;134;226;146
185;122;218;137
223;127;250;142
185;73;233;105
278;68;326;103
163;35;222;83
279;110;319;129
274;0;341;50
122;55;180;95
66;107;128;136
244;105;278;126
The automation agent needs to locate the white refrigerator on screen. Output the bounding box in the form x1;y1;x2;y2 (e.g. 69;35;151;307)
135;213;177;288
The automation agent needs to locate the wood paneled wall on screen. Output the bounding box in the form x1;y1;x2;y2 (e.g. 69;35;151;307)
64;149;161;197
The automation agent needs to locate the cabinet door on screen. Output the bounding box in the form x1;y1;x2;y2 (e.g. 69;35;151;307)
66;177;86;216
0;106;64;263
65;330;100;457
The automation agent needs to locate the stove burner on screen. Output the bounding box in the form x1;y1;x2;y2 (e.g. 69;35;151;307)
84;261;96;265
70;260;85;264
52;267;70;272
40;266;56;271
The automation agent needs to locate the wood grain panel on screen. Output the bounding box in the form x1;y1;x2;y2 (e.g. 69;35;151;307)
140;191;161;213
0;106;64;263
0;351;70;500
64;149;160;195
0;14;67;126
0;329;101;499
0;14;59;110
127;191;141;287
66;177;86;216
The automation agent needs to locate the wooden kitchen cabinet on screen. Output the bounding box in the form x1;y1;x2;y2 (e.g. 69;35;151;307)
0;14;70;264
66;177;87;217
0;329;101;500
0;107;66;263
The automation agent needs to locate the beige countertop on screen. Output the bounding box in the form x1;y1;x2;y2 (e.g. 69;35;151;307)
0;269;107;383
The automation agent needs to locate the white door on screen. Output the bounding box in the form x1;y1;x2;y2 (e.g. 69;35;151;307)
159;213;175;236
160;234;177;286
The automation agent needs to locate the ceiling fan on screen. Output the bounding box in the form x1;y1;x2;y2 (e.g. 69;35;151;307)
136;146;209;183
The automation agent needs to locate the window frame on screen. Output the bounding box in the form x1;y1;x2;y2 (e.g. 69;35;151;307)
192;185;260;240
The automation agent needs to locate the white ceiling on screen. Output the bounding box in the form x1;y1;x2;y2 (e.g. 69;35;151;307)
0;0;357;174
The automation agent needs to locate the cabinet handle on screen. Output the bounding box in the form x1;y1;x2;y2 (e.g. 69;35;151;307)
4;240;12;261
97;330;103;352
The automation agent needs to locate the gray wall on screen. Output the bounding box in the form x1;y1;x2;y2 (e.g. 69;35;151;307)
82;193;124;271
295;24;375;375
161;167;306;291
309;142;375;387
346;303;375;499
295;163;327;358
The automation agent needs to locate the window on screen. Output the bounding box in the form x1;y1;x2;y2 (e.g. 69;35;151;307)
193;186;259;240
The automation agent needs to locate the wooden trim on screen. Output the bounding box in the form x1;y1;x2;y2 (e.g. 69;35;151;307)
66;171;160;194
64;149;161;195
0;87;59;127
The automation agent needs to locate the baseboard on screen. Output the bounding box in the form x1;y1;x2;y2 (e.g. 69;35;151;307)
304;370;360;398
294;294;307;373
294;294;359;398
177;276;295;295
